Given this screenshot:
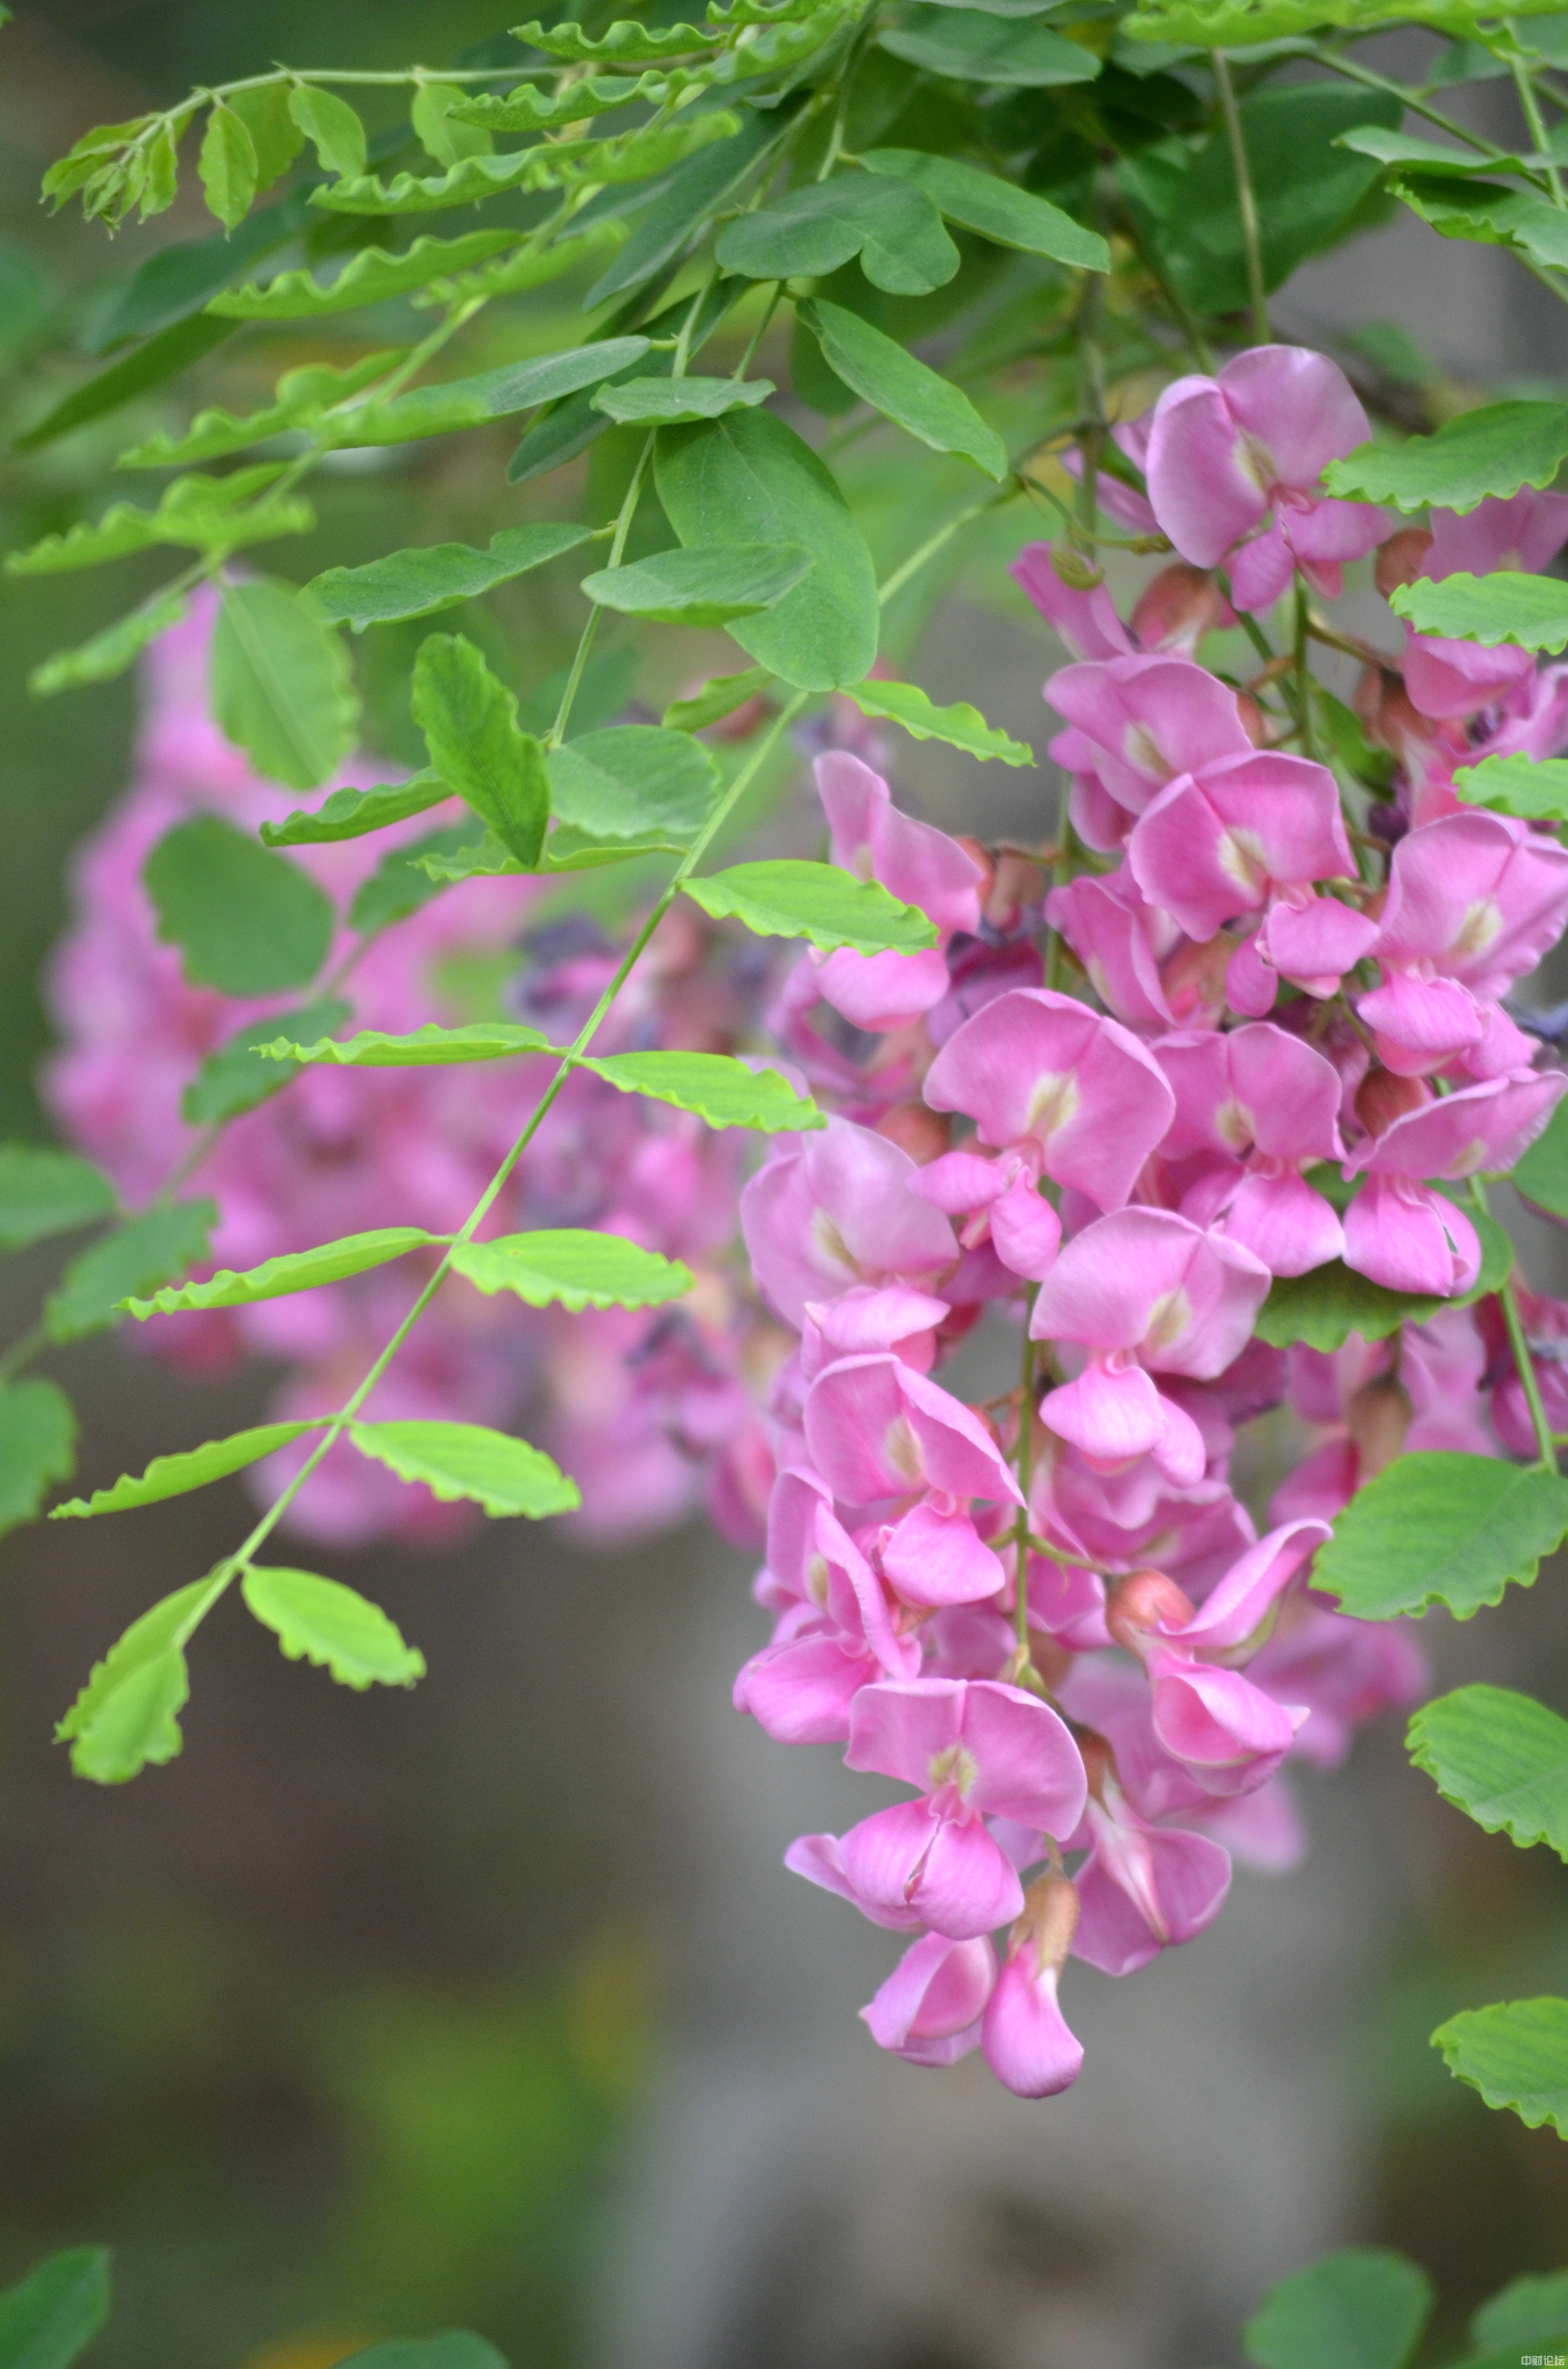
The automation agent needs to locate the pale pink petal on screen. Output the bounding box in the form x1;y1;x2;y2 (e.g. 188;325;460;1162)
1040;1360;1168;1461
735;1633;878;1742
962;1681;1088;1833
1148;1655;1305;1791
1145;374;1269;565
846;1676;965;1786
981;1950;1083;2095
784;1829;925;1930
862;1931;997;2052
1218;345;1371;490
1227;525;1296;613
1011;543;1134;659
880;1501;1008;1608
1341;1175;1481;1296
989;1173;1063;1279
811;943;953;1030
1222;1170;1343;1275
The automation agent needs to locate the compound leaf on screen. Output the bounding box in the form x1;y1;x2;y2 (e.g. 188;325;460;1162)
1326;401;1568;512
123;1228;443;1317
1391;572;1568;653
839;675;1032;764
1432;1996;1568;2135
1455;752;1568;821
51;1420;327;1520
547;725;719;840
1243;2247;1432;2369
260;778;452;848
411;634;549;867
798;299;1005;479
264;1023;550;1067
0;1145;116;1248
682;858;937;953
1254;1213;1513;1350
577;1048;824;1130
56;1576;218;1784
306;525;595;631
1408;1684;1568;1858
581;544;814;626
862;147;1107;268
211;580;360;789
0;1380;77;1539
0;2245;111;2369
46;1201;216;1343
591;374;773;425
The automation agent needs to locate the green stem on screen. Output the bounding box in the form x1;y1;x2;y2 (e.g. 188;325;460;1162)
1294;577;1316;760
1311;45;1520;157
1472;1177;1558;1471
1119;208;1217;373
1212;51;1270;343
550;432;655;747
1044;818;1078;993
877;482;1018;610
1509;35;1566;205
1072;257;1106;537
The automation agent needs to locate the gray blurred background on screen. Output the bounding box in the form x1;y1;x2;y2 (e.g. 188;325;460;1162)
2;7;1568;2367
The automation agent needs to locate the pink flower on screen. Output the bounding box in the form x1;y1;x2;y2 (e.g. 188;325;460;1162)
1341;1069;1566;1294
1155;1023;1345;1275
800;752;983;1030
981;1872;1085;2096
1402;492;1568;720
1068;1735;1231;1977
861;1931;997;2066
735;1488;918;1741
908;1148;1063;1283
922;988;1176;1213
739;1118;957;1327
1144;345;1388;611
1129;751;1356;943
1045;653;1255;844
801;1352;1022;1513
1012;544;1133;660
1045;871;1182;1027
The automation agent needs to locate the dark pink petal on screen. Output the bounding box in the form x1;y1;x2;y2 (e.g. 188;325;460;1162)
1040;1359;1169;1461
989;1173;1063;1279
861;1931;997;2052
1227;524;1295;614
740;1118;957;1326
734;1633;879;1742
1373;810;1568;996
1262;894;1380;993
1404;630;1536;721
784;1829;925;1930
1351;1068;1566;1181
846;1675;967;1787
1145;374;1269;565
1047;874;1177;1023
1341;1174;1481;1295
1429;489;1568;577
1011;543;1134;659
1148;1655;1305;1791
1164;1517;1329;1652
1222;1170;1343;1276
811;943;953;1030
1045;654;1252;813
961;1681;1088;1832
1358;971;1485;1075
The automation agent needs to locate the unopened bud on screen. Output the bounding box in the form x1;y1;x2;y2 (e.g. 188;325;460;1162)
1355;1066;1430;1137
1346;1369;1412;1477
1050;545;1104;591
1375;528;1433;601
1106;1566;1195;1648
1010;1870;1080;1970
986;852;1045;933
876;1102;950;1165
1354;664;1438;761
1161;933;1234;1028
1130;563;1235;655
1076;1728;1117;1801
953;833;996;910
1236;691;1267;749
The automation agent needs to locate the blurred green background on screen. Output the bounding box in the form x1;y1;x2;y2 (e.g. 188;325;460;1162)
3;7;1568;2367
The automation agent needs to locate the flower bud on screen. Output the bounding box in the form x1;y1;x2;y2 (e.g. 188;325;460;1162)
1375;528;1433;601
1236;691;1268;749
1050;545;1104;591
1129;563;1235;655
1346;1368;1412;1478
876;1101;951;1166
1106;1566;1195;1649
981;1872;1084;2098
1354;1066;1430;1137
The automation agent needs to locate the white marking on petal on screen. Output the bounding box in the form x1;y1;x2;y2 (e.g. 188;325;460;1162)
928;1742;980;1797
1025;1069;1081;1143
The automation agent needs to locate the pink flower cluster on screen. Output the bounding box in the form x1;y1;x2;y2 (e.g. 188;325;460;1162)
730;345;1568;2098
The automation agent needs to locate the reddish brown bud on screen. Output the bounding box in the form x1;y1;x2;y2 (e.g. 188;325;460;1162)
1355;1067;1430;1137
1236;691;1267;749
1106;1566;1195;1647
987;852;1046;933
1161;933;1235;1028
1375;528;1433;601
1346;1370;1412;1478
1130;563;1234;655
1011;1870;1080;1968
876;1101;950;1165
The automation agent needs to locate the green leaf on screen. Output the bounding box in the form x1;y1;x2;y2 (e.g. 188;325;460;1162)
1514;1092;1568;1220
306;525;595;631
1391;572;1568;653
1243;2248;1433;2369
267;1023;550;1068
585;116;782;308
838;674;1032;764
347;823;485;933
577;1047;824;1130
51;1420;326;1520
683;859;938;953
207;233;520;324
1314;1452;1568;1622
46;1201;216;1343
655;410;879;691
717;175;959;297
662;665;773;732
1388;170;1568;272
309;115;737;218
510;284;743;485
411;80;493;168
332;339;652;448
199;101;258;229
229;83;307;194
0;2247;111;2369
1471;2269;1568;2351
287;85;368;180
1432;1996;1568;2135
84;191;313;353
1409;1684;1568;1858
547;725;719;840
1326;400;1568;512
242;1567;425;1689
57;1577;217;1783
514;15;715;59
450;1229;693;1310
582;543;815;626
337;2338;507;2369
411;634;550;867
796;297;1005;479
861;147;1108;268
118;352;407;468
211;580;360;790
409;223;627;309
181;995;351;1124
260;776;452;847
878;6;1101;81
1455;752;1568;820
451;69;696;132
0;1144;116;1248
144;815;334;995
0;1380;77;1539
348;1420;580;1517
1254;1212;1514;1350
30;593;190;698
124;1227;444;1317
592;375;773;428
14;313;238;453
8;466;312;574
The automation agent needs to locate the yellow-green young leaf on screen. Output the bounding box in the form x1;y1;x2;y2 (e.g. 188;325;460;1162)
411;634;549;866
1455;753;1568;821
410;221;627;308
1243;2248;1433;2369
142;120;180;218
181;995;351;1124
46;1200;216;1343
583;543;814;628
242;1566;425;1688
1314;1452;1568;1621
1255;1212;1514;1350
797;299;1006;480
0;2246;111;2369
208;232;519;322
8;465;311;574
547;725;719;842
0;1144;116;1247
263;1022;551;1067
118;352;406;467
411;80;492;166
1513;1093;1568;1220
261;775;453;848
448;69;692;133
513;16;716;59
450;1229;693;1310
1408;1684;1568;1858
57;1575;220;1783
212;580;360;791
577;1048;825;1131
348;1420;580;1516
124;1227;446;1317
199;100;258;228
287;85;367;180
1391;572;1568;654
683;860;938;954
662;665;773;733
1324;399;1568;514
51;1418;327;1520
307;525;595;631
861;148;1108;270
592;375;773;427
1432;1996;1568;2135
144;815;334;995
0;1379;77;1538
30;592;190;698
229;82;306;192
840;676;1033;765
